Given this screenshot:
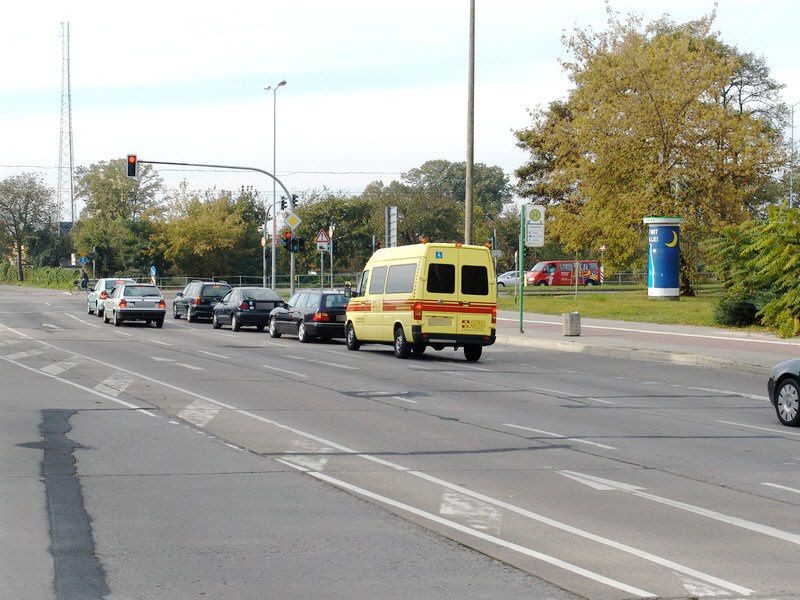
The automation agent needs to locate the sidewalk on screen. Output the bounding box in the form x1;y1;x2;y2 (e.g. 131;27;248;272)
494;310;800;375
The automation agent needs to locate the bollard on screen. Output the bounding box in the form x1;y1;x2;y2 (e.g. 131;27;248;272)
562;311;581;336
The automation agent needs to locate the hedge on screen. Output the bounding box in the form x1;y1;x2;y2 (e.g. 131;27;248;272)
0;264;80;290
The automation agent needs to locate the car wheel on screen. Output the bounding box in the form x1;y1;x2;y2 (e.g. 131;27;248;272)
497;282;505;288
345;323;360;351
113;311;123;327
464;345;482;362
231;313;241;332
103;310;110;324
298;321;310;343
393;326;411;359
410;343;426;356
173;305;181;319
146;320;152;326
585;280;596;287
537;281;548;287
96;306;104;318
187;309;196;323
87;302;93;315
775;378;800;426
155;319;164;329
212;313;222;329
269;317;282;338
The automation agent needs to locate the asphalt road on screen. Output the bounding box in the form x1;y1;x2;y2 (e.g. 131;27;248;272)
2;285;799;600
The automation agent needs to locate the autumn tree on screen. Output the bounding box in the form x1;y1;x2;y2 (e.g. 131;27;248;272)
515;7;785;293
0;174;58;281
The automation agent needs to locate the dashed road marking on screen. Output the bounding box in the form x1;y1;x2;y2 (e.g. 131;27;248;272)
148;339;172;346
41;360;78;375
94;372;134;397
261;364;308;378
285;355;357;370
5;350;45;360
504;423;618;450
63;312;100;328
717;420;800;438
178;399;221;427
762;482;800;495
197;350;230;359
176;363;204;371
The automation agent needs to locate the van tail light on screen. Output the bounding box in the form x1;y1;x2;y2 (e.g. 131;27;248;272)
312;312;330;322
99;291;108;300
491;305;497;324
239;301;250;310
158;300;166;309
118;299;127;308
413;302;423;320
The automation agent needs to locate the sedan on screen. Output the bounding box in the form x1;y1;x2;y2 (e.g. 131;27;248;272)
102;283;167;327
768;358;800;426
212;287;284;331
496;271;520;288
87;278;136;316
268;290;349;342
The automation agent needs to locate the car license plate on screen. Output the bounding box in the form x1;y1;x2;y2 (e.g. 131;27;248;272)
335;315;345;322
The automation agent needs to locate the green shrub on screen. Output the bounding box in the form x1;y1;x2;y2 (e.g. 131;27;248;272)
714;294;759;326
0;265;78;289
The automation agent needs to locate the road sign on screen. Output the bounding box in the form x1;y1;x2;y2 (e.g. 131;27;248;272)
315;229;330;244
524;204;545;248
286;212;302;230
78;256;88;266
317;241;330;252
149;265;157;277
490;249;503;259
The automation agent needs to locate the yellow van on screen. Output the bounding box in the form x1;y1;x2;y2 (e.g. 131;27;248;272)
345;243;497;361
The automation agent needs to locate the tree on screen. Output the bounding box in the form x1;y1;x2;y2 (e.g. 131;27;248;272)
76;157;162;221
0;174;58;281
515;7;785;293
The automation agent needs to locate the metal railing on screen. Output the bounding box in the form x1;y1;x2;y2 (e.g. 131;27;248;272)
152;272;361;292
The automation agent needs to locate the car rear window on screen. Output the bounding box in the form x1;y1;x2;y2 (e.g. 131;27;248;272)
242;288;281;301
105;279;131;290
125;285;161;297
323;294;349;309
461;265;488;296
426;263;455;294
201;284;231;299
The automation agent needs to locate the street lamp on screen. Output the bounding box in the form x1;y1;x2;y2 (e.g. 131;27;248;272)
790;100;800;209
264;79;287;289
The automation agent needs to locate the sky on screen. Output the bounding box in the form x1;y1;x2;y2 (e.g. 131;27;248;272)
1;0;799;220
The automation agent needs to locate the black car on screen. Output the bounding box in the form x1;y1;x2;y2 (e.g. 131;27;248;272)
212;287;284;331
768;358;800;426
173;281;232;322
268;290;349;342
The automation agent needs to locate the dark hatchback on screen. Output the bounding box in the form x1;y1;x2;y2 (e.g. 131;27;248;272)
768;358;800;426
268;290;349;342
212;287;284;331
173;281;232;322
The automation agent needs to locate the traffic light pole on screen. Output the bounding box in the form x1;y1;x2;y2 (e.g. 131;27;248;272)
135;159;294;289
518;204;525;334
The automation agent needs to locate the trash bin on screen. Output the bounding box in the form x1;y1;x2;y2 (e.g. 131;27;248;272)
562;311;581;336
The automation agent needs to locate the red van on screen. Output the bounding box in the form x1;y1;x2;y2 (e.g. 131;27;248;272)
525;260;600;286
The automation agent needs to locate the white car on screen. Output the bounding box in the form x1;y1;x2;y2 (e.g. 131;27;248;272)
496;271;520;288
87;277;136;316
102;283;166;327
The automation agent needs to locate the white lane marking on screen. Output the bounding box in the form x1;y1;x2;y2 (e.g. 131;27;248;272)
148;339;172;346
762;482;800;495
44;302;52;306
94;372;134;397
165;320;191;329
41;360;79;375
392;395;418;404
42;323;63;330
288;465;657;598
442;362;491;372
176;363;204;371
559;470;800;547
115;331;133;336
523;384;614;404
285;354;358;370
0;323;754;596
260;339;288;346
281;439;331;471
152;356;176;362
178;399;220;427
497;316;800;347
5;350;45;360
717;420;800;438
260;364;308;378
504;423;618;450
197;350;230;359
586;396;615;404
0;354;155;416
676;573;732;597
63;312;100;328
439;490;502;531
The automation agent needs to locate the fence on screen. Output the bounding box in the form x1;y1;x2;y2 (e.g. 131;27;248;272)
152;272;362;291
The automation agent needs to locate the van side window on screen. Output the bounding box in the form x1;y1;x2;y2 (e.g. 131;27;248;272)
369;266;387;295
461;265;488;296
356;271;369;297
560;263;573;272
427;263;455;294
385;263;416;294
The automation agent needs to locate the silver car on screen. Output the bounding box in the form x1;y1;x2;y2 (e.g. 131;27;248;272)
496;270;520;288
87;277;136;317
102;283;166;327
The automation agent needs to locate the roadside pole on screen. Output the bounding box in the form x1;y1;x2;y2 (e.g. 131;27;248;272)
518;205;524;334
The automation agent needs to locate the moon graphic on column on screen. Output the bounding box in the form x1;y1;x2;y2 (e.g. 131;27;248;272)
665;231;678;247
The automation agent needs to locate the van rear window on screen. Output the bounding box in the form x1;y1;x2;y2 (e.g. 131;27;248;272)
461;265;488;295
385;263;416;294
427;264;455;294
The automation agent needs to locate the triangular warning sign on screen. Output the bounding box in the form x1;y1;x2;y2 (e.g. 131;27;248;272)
315;229;330;243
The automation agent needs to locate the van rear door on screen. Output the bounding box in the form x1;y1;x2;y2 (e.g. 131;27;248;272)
420;249;459;338
457;247;495;336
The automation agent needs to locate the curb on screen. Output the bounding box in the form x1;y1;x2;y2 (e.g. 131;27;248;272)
494;335;771;376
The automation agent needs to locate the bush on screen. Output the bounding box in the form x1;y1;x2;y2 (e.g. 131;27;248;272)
0;264;78;289
714;294;759;326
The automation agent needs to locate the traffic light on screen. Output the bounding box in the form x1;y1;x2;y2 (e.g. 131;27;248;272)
282;231;292;250
290;238;299;252
280;197;287;211
291;194;299;208
126;155;137;178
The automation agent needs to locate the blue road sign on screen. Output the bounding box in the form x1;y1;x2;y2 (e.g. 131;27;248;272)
149;265;157;278
78;256;88;266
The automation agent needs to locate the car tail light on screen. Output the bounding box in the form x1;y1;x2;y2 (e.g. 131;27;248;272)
312;312;330;322
413;302;423;320
118;299;127;308
99;291;108;300
491;305;497;324
238;301;249;310
194;296;202;305
158;300;166;309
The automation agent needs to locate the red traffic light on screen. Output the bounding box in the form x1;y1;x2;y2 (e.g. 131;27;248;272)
126;154;137;178
283;231;292;240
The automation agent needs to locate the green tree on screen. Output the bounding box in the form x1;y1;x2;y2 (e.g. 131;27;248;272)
0;173;58;281
76;158;162;221
515;7;785;293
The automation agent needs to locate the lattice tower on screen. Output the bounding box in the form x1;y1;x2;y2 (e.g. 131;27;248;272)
56;21;75;225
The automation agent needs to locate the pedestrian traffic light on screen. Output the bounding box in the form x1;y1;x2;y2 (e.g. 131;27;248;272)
126;155;137;178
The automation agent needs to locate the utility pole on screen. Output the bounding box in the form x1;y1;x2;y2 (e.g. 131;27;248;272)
464;0;475;245
264;80;286;289
56;22;75;226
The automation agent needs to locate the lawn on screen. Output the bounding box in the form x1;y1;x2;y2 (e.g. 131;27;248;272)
497;288;724;327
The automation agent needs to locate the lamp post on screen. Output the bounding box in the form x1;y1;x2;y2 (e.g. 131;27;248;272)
790;100;800;209
264;80;286;289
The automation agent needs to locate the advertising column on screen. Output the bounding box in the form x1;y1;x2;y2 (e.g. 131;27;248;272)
643;217;684;300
